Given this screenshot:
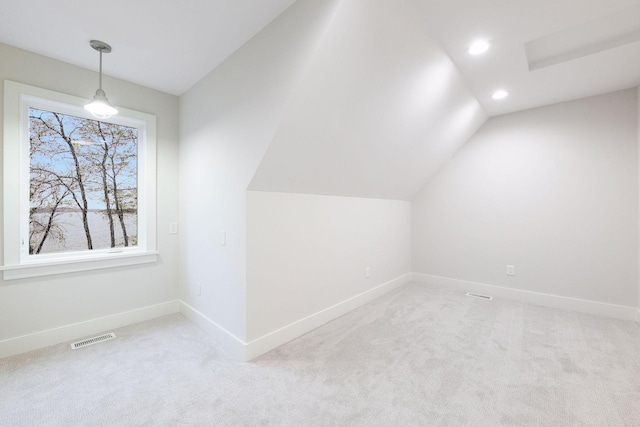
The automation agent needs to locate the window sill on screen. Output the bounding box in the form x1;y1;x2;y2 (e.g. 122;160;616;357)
1;251;159;281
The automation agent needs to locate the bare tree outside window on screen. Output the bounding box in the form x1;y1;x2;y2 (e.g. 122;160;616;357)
29;108;138;254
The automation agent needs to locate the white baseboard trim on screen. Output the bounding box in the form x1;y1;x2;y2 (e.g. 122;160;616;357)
178;301;247;360
413;273;637;321
177;273;413;361
244;272;413;360
0;300;179;359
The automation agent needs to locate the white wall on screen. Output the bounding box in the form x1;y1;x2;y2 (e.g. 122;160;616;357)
247;191;411;341
0;43;180;354
178;0;343;341
413;89;638;307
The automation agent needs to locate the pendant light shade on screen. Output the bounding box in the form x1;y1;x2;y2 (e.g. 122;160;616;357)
85;88;118;119
85;40;118;119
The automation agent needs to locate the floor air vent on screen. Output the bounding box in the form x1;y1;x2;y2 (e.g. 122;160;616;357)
71;333;116;350
466;292;493;300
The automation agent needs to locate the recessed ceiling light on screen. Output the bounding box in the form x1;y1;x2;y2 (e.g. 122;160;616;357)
492;89;509;100
468;40;490;55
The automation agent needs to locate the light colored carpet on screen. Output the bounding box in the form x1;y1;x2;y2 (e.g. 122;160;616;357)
1;282;639;426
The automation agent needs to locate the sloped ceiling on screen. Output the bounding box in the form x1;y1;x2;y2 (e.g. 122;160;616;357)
6;0;633;201
248;0;487;200
1;0;637;111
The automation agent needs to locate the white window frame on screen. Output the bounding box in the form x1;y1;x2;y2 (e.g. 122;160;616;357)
3;80;157;280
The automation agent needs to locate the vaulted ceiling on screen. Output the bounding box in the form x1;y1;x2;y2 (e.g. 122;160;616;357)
248;0;486;199
2;0;639;201
1;0;637;114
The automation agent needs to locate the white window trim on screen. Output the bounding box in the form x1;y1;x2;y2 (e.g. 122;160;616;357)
3;80;157;280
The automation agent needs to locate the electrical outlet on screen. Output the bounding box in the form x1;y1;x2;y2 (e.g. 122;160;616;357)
169;222;178;234
365;267;371;279
506;265;515;276
221;231;226;246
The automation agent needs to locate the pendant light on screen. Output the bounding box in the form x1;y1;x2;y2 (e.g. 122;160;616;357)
84;40;118;119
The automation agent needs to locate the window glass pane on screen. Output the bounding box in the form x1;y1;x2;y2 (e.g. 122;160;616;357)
29;108;138;254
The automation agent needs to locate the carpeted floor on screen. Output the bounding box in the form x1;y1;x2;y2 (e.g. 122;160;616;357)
2;282;639;426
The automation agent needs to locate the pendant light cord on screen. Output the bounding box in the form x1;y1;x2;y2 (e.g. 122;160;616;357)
99;49;103;91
